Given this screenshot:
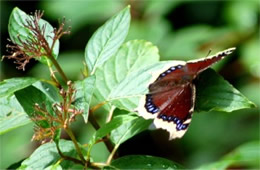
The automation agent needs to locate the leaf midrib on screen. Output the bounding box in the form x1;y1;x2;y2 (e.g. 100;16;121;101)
91;12;127;75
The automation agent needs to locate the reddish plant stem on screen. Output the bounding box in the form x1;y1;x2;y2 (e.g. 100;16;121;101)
56;141;84;166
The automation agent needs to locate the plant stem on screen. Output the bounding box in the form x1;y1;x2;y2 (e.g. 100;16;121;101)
47;60;60;87
65;127;86;164
106;106;115;123
88;110;114;153
48;55;68;83
91;162;108;168
30;17;69;84
88;110;100;130
88;163;102;169
90;101;107;113
55;141;84;165
106;144;119;165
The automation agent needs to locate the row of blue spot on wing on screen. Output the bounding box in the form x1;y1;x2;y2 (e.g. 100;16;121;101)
157;65;183;80
145;94;159;114
158;114;189;131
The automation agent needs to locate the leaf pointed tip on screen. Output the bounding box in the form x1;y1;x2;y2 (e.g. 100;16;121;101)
13;7;20;11
83;115;88;124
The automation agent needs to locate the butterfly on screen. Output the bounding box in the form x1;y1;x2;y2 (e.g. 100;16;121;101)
137;48;236;140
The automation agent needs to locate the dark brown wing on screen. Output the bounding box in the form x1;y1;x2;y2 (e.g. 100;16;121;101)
153;84;194;120
137;48;235;139
148;48;236;94
152;84;195;139
186;47;236;75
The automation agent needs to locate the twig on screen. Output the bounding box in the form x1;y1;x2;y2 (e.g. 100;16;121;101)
91;162;109;168
65;127;86;164
56;141;84;165
88;110;114;153
106;144;119;165
90;101;107;113
106;106;115;123
48;55;68;83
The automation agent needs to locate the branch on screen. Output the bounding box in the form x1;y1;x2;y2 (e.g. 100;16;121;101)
55;141;84;166
88;110;114;153
106;144;119;165
65;127;86;164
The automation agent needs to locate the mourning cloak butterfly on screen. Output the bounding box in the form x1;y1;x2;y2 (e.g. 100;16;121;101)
137;48;236;140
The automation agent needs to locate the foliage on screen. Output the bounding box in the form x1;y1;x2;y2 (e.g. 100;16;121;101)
197;141;260;169
1;1;259;169
195;69;256;112
107;155;183;169
19;140;78;169
8;7;60;66
74;76;96;123
85;6;130;75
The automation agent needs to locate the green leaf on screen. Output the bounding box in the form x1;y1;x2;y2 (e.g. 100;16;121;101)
198;141;260;169
15;85;54;117
94;40;160;111
44;164;62;170
19;140;77;169
110;116;152;146
0;95;30;135
74;75;96;123
0;80;61;135
107;155;183;169
195;69;256;112
95;56;254;113
89;114;136;145
15;85;54;128
0;77;38;98
33;81;62;102
105;61;168;111
8;7;59;65
85;6;131;74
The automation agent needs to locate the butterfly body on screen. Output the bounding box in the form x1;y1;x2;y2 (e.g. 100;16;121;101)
137;48;236;140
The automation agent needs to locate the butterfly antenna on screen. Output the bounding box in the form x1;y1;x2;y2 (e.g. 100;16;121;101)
205;49;212;58
196;49;212;75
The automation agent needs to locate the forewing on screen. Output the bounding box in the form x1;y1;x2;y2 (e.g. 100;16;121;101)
150;48;236;91
186;47;236;75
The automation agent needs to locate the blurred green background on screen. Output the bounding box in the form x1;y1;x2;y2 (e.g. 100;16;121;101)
0;0;259;169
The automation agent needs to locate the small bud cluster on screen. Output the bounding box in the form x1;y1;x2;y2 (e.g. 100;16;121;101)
2;10;71;71
32;81;82;143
